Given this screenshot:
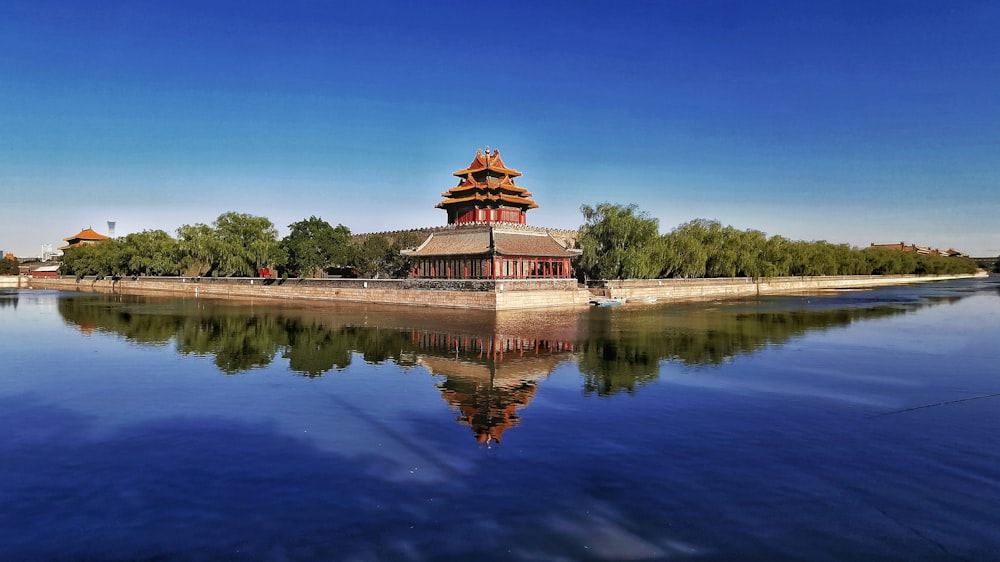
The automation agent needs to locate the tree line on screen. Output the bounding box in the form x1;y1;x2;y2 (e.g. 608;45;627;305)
577;203;980;280
59;205;981;280
59;212;422;279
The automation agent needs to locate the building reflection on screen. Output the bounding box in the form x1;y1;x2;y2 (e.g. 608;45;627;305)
406;327;577;445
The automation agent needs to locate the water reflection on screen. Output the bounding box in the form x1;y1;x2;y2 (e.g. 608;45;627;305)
57;290;968;381
411;330;575;445
55;286;972;441
576;303;936;395
0;289;20;309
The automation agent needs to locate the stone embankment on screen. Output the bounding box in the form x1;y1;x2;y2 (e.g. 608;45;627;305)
24;276;591;311
593;272;987;303
21;272;985;310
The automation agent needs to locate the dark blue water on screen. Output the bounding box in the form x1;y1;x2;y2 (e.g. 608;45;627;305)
3;279;999;560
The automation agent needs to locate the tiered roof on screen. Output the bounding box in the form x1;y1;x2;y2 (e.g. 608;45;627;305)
59;227;110;250
402;225;580;258
436;149;539;213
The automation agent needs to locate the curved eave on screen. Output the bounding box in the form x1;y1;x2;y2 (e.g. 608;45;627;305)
440;182;535;199
63;228;109;242
452;165;522;178
435;194;539;209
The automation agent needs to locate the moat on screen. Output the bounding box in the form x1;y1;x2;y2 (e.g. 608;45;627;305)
3;278;999;559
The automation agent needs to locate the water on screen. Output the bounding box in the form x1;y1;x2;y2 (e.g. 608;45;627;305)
2;279;999;560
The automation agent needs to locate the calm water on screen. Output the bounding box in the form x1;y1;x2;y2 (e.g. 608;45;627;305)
2;279;999;560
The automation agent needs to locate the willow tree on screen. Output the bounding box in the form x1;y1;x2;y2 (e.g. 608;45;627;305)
214;212;282;276
177;212;281;277
579;203;663;280
120;230;180;276
176;223;218;276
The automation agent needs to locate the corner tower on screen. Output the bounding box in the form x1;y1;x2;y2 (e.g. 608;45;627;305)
436;148;539;225
403;148;581;280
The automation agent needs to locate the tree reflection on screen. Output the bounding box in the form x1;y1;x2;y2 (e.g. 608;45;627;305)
175;315;282;374
58;296;184;344
575;303;928;395
57;293;946;392
280;319;353;376
55;291;964;443
0;291;18;309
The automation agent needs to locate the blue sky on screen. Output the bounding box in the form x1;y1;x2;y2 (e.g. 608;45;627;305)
2;0;998;257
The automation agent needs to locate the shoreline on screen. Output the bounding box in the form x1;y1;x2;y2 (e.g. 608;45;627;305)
14;272;987;310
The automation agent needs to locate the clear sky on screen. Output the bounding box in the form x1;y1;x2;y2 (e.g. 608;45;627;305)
2;0;998;258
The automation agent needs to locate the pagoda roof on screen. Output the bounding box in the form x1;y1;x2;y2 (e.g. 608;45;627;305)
403;227;492;257
63;227;109;242
402;225;580;258
435;192;540;210
442;175;535;197
494;229;580;257
59;227;110;250
453;149;522;178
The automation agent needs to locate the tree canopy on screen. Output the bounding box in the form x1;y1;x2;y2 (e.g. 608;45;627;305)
0;256;19;275
576;203;979;280
579;203;663;280
350;230;425;279
280;216;352;277
54;205;980;281
176;212;282;277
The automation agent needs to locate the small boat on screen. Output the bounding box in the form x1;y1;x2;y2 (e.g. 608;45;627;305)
591;297;624;307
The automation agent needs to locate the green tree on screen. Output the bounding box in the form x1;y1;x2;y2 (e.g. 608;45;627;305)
662;220;709;278
385;230;425;278
761;235;793;277
120;230;180;276
348;231;426;278
214;212;282;277
579;203;662;280
177;213;281;277
353;234;393;278
732;228;768;279
0;257;19;275
59;240;126;277
280;216;352;277
176;222;218;276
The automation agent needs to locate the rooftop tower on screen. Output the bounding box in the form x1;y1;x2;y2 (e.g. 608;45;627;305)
436;148;539;225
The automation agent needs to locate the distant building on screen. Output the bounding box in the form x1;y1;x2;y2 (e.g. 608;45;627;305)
59;227;110;251
41;244;60;261
30;265;60;278
402;149;581;279
870;241;965;257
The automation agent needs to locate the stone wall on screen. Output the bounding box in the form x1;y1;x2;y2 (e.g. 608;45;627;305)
23;272;983;310
597;273;985;302
24;276;589;311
